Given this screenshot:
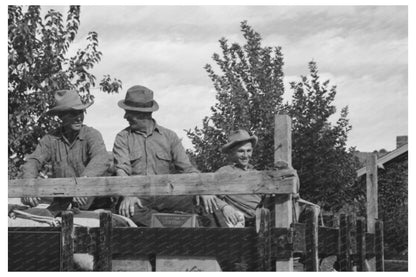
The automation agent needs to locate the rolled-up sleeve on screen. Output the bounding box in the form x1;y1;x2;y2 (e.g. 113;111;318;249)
170;132;199;174
21;136;52;179
81;128;110;177
113;131;132;176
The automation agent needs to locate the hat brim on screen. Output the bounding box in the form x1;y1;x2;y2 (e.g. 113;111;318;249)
45;102;93;115
222;136;258;153
118;100;159;112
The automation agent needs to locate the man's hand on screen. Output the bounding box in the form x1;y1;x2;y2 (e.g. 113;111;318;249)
118;196;143;217
73;197;89;207
21;197;41;207
198;195;219;214
222;205;243;225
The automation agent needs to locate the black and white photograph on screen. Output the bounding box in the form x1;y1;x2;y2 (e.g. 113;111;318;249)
6;2;411;272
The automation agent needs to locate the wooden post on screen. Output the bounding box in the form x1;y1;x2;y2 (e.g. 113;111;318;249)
366;154;378;271
256;208;271;271
339;214;350;271
304;205;319;271
356;217;366;271
274;114;294;271
61;211;74;271
375;220;384;271
94;211;112;271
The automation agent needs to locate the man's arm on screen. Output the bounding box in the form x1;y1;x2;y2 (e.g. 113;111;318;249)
81;128;111;177
112;132;133;176
21;136;52;179
20;136;52;206
170;132;199;174
112;131;142;217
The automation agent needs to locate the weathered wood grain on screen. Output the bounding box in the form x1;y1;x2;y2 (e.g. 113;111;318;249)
9;170;297;198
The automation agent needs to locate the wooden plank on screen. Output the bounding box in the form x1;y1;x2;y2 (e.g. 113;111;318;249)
365;233;375;257
255;208;271;271
94;211;112;271
8;229;61;271
356;218;367;271
61;211;74;271
8;170;297;198
366;154;377;271
318;227;339;256
274;114;294;271
293;223;306;253
111;227;266;271
274;114;292;166
304;206;319;271
375;220;384;271
339;214;350;271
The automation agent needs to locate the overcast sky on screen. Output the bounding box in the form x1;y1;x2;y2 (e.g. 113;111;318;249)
44;5;408;152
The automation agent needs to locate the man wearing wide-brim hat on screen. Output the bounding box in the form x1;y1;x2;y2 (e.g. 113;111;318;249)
20;89;112;213
200;129;262;227
113;85;199;226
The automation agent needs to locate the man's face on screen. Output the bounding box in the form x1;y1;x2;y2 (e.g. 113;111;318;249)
59;110;84;132
124;110;152;130
230;141;253;168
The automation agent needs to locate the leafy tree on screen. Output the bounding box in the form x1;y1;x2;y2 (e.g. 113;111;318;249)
188;21;361;212
8;5;122;179
378;156;408;258
186;21;285;172
288;61;361;210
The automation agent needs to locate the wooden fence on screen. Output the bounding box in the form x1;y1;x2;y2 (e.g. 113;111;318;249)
8;115;384;271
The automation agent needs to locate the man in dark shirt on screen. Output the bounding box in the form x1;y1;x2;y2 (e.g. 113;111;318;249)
20;90;112;212
113;85;199;226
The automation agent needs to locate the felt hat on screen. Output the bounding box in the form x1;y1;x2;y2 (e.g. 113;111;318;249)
222;129;258;153
118;85;159;112
46;90;93;115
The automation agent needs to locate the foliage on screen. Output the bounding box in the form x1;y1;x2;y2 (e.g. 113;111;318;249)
288;61;361;210
8;5;122;179
186;21;285;172
378;156;408;258
188;21;361;211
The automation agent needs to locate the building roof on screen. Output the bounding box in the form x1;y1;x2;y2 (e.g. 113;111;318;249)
356;143;408;177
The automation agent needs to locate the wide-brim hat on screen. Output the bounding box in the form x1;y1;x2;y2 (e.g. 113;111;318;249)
45;90;93;115
118;85;159;112
222;129;258;153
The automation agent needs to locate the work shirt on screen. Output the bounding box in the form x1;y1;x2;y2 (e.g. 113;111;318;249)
21;125;110;179
113;121;198;176
215;163;262;218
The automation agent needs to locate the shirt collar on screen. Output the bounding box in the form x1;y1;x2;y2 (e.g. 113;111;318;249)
57;125;85;141
130;119;163;135
232;163;254;171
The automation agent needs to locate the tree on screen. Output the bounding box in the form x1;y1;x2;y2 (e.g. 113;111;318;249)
288;61;361;210
188;21;361;212
186;21;285;172
8;5;122;179
377;156;408;259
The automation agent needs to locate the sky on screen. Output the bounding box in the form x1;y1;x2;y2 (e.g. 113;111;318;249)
14;4;411;153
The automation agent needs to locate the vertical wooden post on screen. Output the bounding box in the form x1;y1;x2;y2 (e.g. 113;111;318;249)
375;220;384;271
274;114;294;271
356;217;366;271
94;211;112;271
256;208;271;271
366;154;378;271
339;214;350;271
61;211;74;271
304;205;319;271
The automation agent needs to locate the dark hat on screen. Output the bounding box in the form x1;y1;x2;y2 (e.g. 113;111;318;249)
222;129;258;153
118;85;159;112
46;90;93;115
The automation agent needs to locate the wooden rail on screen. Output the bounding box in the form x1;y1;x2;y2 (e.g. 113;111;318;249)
9;170;297;198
